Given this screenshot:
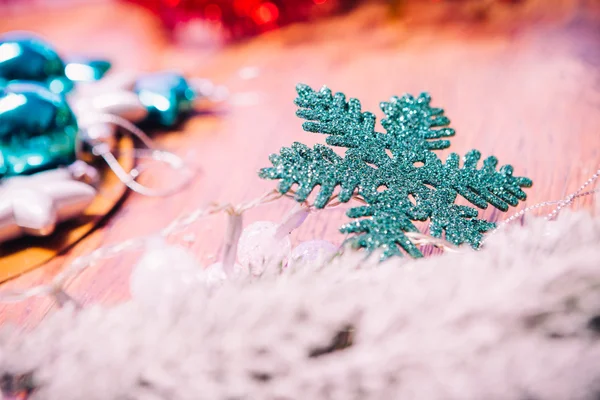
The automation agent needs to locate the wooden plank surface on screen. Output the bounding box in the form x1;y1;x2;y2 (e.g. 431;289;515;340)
0;0;599;328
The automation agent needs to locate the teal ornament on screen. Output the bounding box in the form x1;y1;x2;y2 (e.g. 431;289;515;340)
134;72;197;127
260;84;533;259
0;32;111;94
64;58;112;83
0;82;78;177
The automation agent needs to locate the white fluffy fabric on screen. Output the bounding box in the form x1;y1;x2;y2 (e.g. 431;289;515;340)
1;211;600;400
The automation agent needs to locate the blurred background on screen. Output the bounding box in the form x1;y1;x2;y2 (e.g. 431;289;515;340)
0;0;571;43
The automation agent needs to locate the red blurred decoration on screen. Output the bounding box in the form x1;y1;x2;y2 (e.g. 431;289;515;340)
204;4;222;21
122;0;359;40
0;0;529;38
252;2;279;25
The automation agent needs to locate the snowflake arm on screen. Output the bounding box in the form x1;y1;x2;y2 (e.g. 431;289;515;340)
380;92;455;153
258;142;363;208
443;150;533;212
341;194;424;259
422;187;496;249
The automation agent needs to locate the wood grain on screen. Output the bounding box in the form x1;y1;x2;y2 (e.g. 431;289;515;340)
0;0;598;328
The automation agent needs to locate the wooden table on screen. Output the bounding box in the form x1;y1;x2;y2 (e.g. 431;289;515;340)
0;0;599;328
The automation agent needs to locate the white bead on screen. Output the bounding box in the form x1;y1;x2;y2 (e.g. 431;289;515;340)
130;241;204;309
289;240;338;268
237;221;291;275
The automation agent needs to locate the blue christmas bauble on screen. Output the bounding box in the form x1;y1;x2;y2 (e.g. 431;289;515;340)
0;82;78;177
134;72;197;127
0;32;111;94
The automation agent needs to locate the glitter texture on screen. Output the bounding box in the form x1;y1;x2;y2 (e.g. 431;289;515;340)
259;84;533;259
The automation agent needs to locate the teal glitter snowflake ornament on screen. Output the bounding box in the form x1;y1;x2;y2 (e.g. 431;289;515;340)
259;84;533;259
